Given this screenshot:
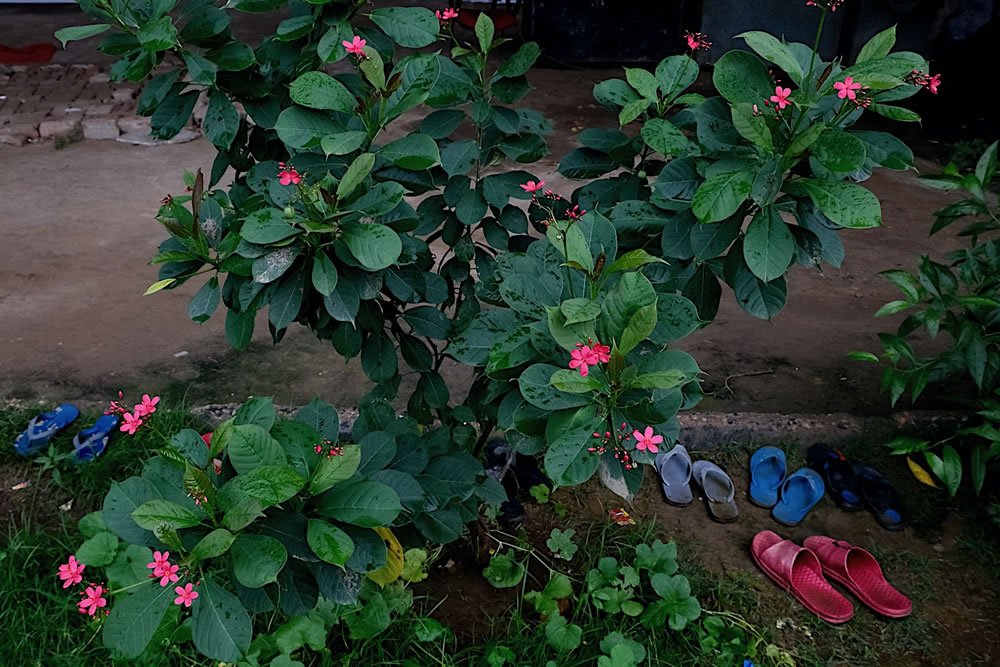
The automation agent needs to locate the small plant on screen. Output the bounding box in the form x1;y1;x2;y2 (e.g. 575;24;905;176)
60;396;498;662
546;528;578;561
860;141;1000;496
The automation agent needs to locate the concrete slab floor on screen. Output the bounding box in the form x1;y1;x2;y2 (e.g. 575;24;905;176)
0;5;965;419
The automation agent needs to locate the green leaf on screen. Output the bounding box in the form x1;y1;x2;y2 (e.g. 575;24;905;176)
975;140;998;188
868;103;921;123
421;109;465;139
650;293;701;344
785;123;825;157
546;224;594;272
732;261;787;320
276;15;312;40
310;444;361;495
600;271;657;355
631;369;687;390
235;397;276;429
341;223;401;271
691;169;753;223
482;553;525;588
654;55;698;100
78;511;108;538
593;78;641;109
232;533;287;587
137;16;178;52
519;364;591;411
361;334;398;383
403;305;450;339
856;25;896;64
641;118;689;155
289;71;357;113
378;133;440;170
203;91;238;149
228;424;286;474
544;410;604;486
183;52;217;86
811;127;867;173
170;429;210;468
848;351;880;363
561;298;602;325
205;40;255;71
731;103;772;151
191;579;252;662
274;106;341;149
546;528;578;561
743;206;795;282
223;465;306;506
190;528;236;561
359;45;386;90
559;148;616;179
798;179;882;228
545;615;583;653
625;67;659;100
144;278;176;295
605;249;668;275
188;277;220;324
337;153;375;200
321;131;367;156
737;31;804;83
312;252;338;297
102;477;162;547
971;443;987;495
75;531;119;567
307;519;355;566
440;139;478;177
618;98;651;126
647;574;701;630
241;208;299;244
550;369;596;394
102;577;175;658
925;446;962;497
496;42;541;78
315;480;402;527
712;50;774;104
131;499;202;530
369;6;439;48
851;130;913;171
55;23;110;48
417;372;450;409
474;12;494;53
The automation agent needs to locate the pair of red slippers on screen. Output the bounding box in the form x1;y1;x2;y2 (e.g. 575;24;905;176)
751;530;911;623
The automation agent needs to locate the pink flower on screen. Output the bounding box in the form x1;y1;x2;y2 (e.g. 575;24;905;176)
58;556;85;588
436;8;459;20
277;163;302;186
520;180;545;193
174;583;199;608
343;35;367;57
769;86;792;109
566;205;586;220
632;426;664;454
78;585;107;616
157;563;180;587
593;343;611;363
926;73;940;94
120;412;143;435
133;394;159;418
807;0;844;10
833;76;862;100
569;345;600;377
684;31;712;52
146;551;170;572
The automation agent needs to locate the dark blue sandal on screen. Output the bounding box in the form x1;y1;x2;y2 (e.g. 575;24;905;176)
72;414;119;463
13;404;80;457
854;464;906;531
807;444;864;512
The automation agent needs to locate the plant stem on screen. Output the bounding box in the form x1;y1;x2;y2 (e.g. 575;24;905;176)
805;9;828;99
562;232;576;298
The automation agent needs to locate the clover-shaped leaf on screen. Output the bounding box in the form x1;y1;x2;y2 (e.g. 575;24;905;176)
619;565;640;588
599;632;647;664
546;528;578;561
544;614;582;653
598;644;641;667
525;573;573;616
635;539;678;576
529;484;551;503
482;553;526;588
647;573;702;630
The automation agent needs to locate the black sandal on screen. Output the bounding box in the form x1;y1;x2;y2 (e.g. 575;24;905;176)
853;464;906;531
806;444;864;512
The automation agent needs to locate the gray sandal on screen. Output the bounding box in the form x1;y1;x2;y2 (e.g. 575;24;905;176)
692;460;739;523
655;444;693;506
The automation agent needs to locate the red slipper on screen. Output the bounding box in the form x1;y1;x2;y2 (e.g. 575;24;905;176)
803;536;912;618
751;530;854;623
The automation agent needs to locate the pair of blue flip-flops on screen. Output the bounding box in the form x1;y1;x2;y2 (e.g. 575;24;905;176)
13;404;118;463
749;446;825;526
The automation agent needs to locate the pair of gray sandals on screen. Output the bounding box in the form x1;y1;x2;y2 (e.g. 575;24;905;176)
654;444;739;522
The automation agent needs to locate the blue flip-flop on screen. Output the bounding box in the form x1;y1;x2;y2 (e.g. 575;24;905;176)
749;446;787;508
13;404;80;457
772;468;825;526
72;414;119;463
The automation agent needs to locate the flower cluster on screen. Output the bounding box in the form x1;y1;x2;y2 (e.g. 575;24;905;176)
806;0;844;11
313;440;345;457
106;391;159;435
568;339;611;377
78;584;108;616
565;204;586;220
684;31;712;52
905;69;941;95
588;423;665;469
278;162;302;186
435;8;458;21
147;551;180;586
343;35;367;58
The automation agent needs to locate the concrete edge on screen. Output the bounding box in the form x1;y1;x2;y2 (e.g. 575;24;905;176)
190;403;969;450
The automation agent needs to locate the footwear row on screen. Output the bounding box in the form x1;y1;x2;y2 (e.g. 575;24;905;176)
12;404;117;463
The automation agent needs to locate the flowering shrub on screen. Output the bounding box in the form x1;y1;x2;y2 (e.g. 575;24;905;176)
557;10;933;323
65;396;502;661
860;141;999;496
